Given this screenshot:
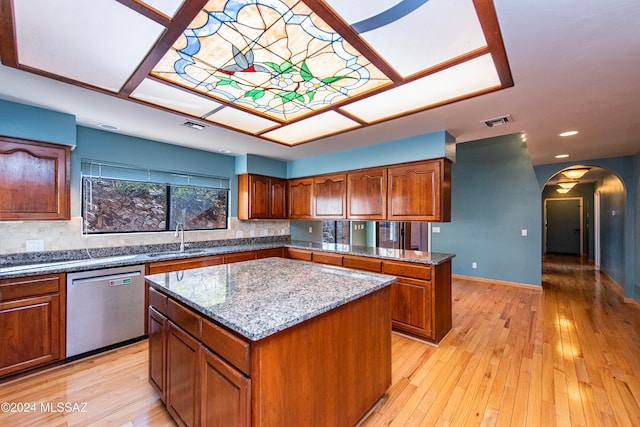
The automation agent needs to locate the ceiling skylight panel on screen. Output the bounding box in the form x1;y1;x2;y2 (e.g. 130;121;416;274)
131;79;223;117
206;107;279;134
261;111;360;145
13;0;165;92
353;0;487;77
342;54;500;123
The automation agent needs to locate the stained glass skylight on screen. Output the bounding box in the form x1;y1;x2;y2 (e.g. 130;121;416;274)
151;0;392;122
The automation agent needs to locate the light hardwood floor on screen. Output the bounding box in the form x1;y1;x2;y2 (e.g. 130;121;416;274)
1;256;639;426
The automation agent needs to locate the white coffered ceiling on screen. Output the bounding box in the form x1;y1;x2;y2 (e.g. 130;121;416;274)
0;0;639;165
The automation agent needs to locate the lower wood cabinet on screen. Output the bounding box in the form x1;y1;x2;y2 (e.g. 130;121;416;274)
148;306;167;402
166;321;201;427
0;273;65;378
201;347;250;427
285;248;452;343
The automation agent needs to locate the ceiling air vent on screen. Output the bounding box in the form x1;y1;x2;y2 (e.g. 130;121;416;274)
482;115;512;127
182;121;207;130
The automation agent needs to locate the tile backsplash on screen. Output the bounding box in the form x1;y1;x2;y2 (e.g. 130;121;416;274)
0;217;290;255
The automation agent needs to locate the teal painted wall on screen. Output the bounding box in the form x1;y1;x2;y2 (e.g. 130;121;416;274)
72;126;237;217
0;99;76;147
635;151;640;302
535;156;635;298
235;153;287;178
432;134;542;286
287;130;454;178
596;174;626;287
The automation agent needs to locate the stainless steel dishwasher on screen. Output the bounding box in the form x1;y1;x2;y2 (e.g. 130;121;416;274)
66;264;146;358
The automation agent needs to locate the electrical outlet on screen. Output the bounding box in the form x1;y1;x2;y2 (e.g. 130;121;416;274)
521;229;528;236
432;226;441;233
472;262;477;269
308;226;313;233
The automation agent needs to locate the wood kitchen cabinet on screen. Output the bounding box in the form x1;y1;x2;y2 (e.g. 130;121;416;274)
347;167;387;220
0;136;70;220
0;273;65;378
147;255;224;274
238;174;286;220
287;177;314;219
201;346;251;427
313;173;346;219
382;260;452;342
387;158;451;222
284;247;452;343
148;306;168;402
166;320;201;427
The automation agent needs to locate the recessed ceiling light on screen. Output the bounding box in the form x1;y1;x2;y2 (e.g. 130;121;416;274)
555;154;570;159
98;123;119;130
559;131;578;137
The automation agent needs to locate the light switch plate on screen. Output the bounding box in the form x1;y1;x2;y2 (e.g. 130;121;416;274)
26;239;44;252
521;229;528;236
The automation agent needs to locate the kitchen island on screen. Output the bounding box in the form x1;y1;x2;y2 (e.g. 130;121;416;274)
145;257;395;427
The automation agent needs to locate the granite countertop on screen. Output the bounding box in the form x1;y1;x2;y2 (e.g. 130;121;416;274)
0;238;454;280
287;240;455;265
0;242;285;279
146;257;395;341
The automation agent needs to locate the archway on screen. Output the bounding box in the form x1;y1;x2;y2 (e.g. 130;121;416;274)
541;165;626;281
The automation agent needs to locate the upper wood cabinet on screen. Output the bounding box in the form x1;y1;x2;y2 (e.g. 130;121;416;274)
238;174;287;220
387;159;452;222
0;137;70;220
346;167;387;220
313;173;346;219
287;177;314;219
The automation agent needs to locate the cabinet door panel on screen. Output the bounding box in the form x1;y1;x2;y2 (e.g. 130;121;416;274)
269;178;287;218
387;159;451;221
347;168;387;220
0;137;70;220
201;347;251;427
391;277;432;339
0;294;61;377
249;175;270;218
148;306;167;402
287;178;314;219
167;322;200;427
314;174;346;218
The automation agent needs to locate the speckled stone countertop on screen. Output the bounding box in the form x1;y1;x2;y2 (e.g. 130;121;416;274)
146;257;395;341
0;237;454;280
0;241;285;280
287;240;455;265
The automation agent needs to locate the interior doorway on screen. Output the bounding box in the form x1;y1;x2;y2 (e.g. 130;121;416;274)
544;197;583;255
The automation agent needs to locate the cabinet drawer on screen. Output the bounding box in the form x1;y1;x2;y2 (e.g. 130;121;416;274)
202;318;251;376
0;274;61;301
343;256;382;273
224;252;257;264
167;299;201;339
382;261;431;280
256;247;284;259
312;252;343;266
148;255;224;274
149;286;168;315
286;248;312;261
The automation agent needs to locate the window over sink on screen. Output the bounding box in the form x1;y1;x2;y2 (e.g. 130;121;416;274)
81;160;229;234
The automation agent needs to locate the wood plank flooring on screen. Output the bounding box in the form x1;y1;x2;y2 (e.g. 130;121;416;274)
1;255;639;426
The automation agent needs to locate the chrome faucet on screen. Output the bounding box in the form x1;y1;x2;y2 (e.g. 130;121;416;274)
175;222;185;252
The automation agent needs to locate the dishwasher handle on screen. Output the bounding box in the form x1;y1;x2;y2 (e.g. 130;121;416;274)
71;271;142;286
